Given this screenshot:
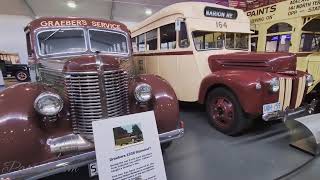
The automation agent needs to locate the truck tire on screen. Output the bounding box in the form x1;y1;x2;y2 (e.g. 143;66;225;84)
15;71;29;82
206;87;251;136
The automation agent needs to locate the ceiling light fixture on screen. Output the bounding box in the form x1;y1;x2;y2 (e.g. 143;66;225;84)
145;9;152;16
67;1;77;8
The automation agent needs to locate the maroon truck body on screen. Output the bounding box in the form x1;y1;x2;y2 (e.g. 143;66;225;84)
0;17;184;179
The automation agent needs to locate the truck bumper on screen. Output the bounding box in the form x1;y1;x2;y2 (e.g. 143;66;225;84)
0;121;185;180
262;99;317;122
159;120;185;143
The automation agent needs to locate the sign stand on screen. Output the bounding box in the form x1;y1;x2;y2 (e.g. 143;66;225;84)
0;70;5;92
92;111;167;180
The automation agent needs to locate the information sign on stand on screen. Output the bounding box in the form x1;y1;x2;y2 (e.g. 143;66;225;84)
92;111;167;180
0;70;5;92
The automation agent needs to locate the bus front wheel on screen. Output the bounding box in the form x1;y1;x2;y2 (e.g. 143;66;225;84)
206;87;251;136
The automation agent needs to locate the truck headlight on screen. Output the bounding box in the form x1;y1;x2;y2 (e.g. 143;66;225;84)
134;83;152;103
34;92;63;116
306;74;314;87
269;78;280;92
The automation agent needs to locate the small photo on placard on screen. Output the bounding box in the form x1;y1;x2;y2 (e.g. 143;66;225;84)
113;123;144;150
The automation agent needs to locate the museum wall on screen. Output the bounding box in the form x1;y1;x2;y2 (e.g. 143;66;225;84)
0;15;32;64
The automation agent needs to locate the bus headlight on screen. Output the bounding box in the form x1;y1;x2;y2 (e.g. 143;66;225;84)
269;78;280;92
306;74;314;87
34;92;63;116
134;83;152;103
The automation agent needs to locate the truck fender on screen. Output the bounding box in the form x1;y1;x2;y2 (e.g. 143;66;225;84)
198;70;277;115
0;83;61;173
130;74;180;133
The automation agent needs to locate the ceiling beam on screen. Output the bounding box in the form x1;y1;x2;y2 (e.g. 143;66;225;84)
23;0;36;18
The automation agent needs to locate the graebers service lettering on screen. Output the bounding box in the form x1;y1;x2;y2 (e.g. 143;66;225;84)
247;0;320;24
204;6;238;19
40;19;121;30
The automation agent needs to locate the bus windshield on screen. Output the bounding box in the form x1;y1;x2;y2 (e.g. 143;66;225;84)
300;33;320;52
192;31;249;51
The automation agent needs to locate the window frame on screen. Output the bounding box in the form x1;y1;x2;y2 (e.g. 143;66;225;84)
146;28;158;51
36;28;88;57
137;33;146;52
225;33;250;50
160;23;177;50
178;22;190;48
192;31;225;51
88;29;130;56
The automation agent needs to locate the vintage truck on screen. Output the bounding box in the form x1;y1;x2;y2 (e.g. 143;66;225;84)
0;17;184;179
131;2;316;135
0;59;30;82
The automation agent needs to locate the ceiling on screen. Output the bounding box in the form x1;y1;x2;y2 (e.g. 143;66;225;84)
0;0;251;25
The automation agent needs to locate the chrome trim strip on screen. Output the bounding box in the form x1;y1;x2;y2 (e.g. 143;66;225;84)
295;76;306;108
95;55;109;118
0;128;184;180
279;77;285;110
283;78;292;110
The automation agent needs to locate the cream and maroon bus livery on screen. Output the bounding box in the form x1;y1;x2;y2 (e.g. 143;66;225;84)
131;2;315;135
247;0;320;107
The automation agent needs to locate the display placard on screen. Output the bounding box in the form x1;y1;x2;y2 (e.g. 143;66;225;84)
0;70;4;92
92;111;167;180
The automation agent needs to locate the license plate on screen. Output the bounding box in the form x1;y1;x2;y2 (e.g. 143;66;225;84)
88;162;98;177
263;102;281;114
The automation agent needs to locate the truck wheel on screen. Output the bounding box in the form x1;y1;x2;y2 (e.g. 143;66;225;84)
15;71;29;82
206;88;251;136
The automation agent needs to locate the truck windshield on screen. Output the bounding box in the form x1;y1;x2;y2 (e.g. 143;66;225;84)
192;31;249;51
89;30;128;55
37;29;86;56
300;33;320;52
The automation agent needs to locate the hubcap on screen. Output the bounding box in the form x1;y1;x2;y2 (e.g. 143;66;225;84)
210;97;234;129
17;72;27;80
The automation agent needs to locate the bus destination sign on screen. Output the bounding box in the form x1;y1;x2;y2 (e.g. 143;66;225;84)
204;6;238;19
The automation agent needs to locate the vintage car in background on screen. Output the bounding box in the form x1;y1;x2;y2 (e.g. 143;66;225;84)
0;53;30;82
131;2;315;135
247;0;320;111
0;17;184;179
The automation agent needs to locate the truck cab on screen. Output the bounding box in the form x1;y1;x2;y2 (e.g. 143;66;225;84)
0;17;184;179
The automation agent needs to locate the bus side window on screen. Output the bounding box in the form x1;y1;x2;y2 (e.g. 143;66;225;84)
132;37;138;53
179;22;189;48
265;23;292;52
137;34;145;52
146;29;158;51
160;23;176;50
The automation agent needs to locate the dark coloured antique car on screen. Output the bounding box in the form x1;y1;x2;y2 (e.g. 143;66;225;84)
0;58;30;82
0;17;184;179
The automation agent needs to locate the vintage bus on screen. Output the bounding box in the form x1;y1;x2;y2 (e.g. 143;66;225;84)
247;0;320;101
131;2;315;135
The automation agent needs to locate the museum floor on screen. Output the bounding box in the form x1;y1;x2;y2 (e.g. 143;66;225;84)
41;103;320;180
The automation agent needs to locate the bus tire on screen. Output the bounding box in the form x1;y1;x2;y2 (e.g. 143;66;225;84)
205;87;251;136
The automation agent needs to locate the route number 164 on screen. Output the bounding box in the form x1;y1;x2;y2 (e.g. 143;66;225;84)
216;21;227;29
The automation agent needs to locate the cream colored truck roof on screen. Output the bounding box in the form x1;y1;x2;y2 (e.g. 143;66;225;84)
131;2;251;36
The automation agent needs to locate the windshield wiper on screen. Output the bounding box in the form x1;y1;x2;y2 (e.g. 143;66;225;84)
43;28;61;42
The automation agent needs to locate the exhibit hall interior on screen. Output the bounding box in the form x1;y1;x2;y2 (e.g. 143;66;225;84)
1;0;320;179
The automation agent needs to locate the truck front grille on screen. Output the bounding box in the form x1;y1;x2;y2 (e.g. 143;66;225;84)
65;70;129;140
278;76;306;110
